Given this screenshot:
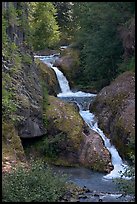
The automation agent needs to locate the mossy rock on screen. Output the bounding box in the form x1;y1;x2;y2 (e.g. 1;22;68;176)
46;96;84;146
35;96;84;166
2;121;25;162
36;60;60;96
90;71;135;161
110;115;135;160
24;95;113;172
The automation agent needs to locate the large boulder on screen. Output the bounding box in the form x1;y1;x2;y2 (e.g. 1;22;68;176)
4;52;61;139
45;96;84;165
79;129;113;173
90;71;135;161
41;96;112;172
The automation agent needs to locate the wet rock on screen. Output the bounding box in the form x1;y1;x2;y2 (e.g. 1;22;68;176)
99;198;103;202
35;48;59;56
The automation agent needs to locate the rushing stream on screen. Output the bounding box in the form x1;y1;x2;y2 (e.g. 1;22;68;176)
34;52;133;202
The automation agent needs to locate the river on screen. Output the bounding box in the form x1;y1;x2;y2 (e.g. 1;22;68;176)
34;52;133;202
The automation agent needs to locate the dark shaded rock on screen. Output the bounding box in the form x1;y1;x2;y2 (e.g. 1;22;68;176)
34;48;60;56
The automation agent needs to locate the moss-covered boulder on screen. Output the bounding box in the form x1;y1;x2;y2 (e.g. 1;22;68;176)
2;121;26;173
90;71;135;161
29;95;112;172
36;60;61;96
53;48;80;88
45;95;84;165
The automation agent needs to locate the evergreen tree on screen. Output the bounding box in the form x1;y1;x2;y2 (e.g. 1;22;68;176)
72;2;135;89
29;2;60;51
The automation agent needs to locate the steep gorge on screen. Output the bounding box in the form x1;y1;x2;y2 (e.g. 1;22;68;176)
2;0;135;174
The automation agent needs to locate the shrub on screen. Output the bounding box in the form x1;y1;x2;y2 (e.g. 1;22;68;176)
2;161;67;202
115;165;135;196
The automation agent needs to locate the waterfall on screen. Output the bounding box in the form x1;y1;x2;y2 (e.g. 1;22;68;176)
34;53;130;180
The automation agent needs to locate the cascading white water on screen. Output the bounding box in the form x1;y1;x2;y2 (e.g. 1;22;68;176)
34;53;130;180
79;110;129;180
52;66;72;94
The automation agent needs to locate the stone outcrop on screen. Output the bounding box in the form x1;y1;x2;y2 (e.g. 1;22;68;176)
41;96;112;172
90;71;135;160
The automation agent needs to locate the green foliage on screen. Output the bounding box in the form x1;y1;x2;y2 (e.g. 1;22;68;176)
8;2;20;27
22;53;32;65
2;14;8;49
53;2;73;43
2;41;22;121
2;73;17;121
2;86;16;119
29;2;60;51
114;137;135;198
10;43;22;74
71;2;135;90
2;161;67;202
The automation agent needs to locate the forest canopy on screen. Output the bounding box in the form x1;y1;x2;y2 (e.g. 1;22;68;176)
2;2;135;90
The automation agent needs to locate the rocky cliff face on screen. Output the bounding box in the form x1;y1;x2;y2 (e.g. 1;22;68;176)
14;51;46;138
90;71;135;161
2;2;48;139
2;48;47;139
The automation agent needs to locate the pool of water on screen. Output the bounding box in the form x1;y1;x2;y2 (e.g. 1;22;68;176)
51;166;119;193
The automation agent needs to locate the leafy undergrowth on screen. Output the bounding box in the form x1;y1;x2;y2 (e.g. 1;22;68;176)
2;161;67;202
